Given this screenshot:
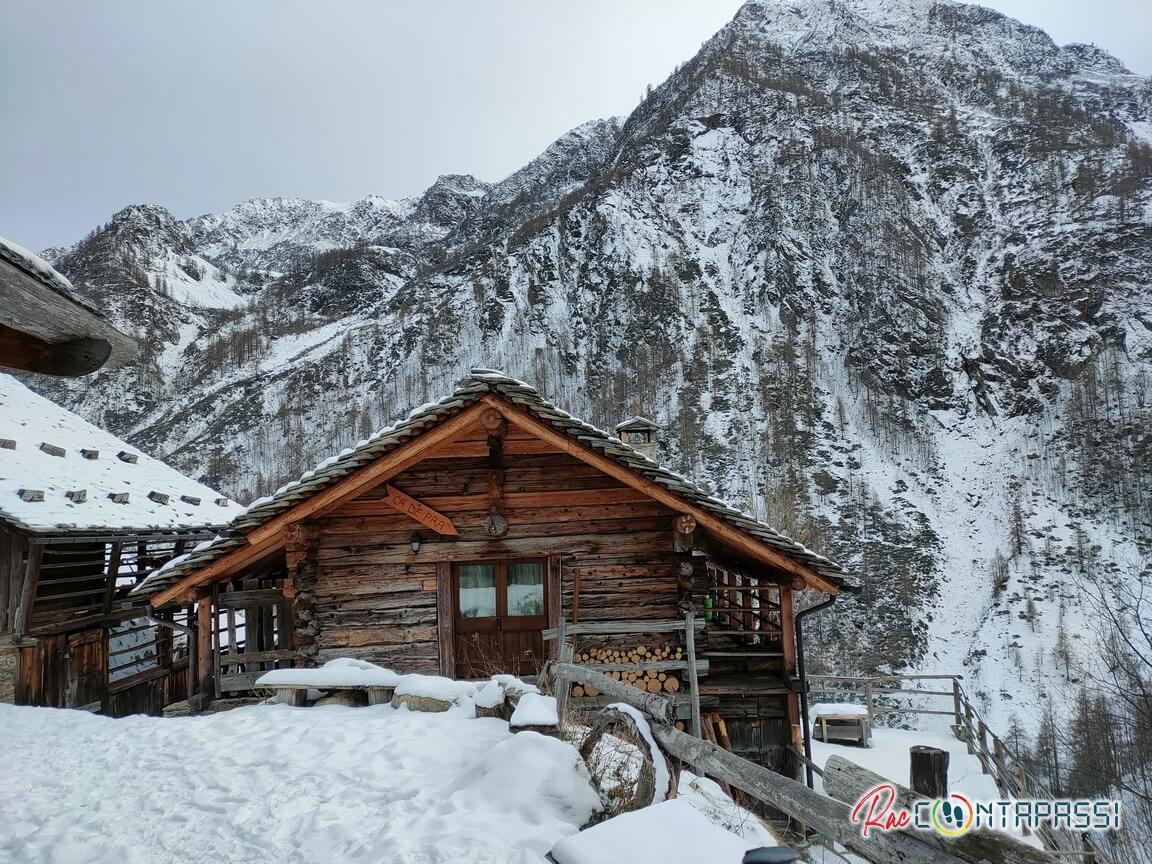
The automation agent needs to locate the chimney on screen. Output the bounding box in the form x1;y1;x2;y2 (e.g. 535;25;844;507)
614;416;661;461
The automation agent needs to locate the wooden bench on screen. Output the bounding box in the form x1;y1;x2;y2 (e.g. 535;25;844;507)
814;711;871;746
263;683;395;707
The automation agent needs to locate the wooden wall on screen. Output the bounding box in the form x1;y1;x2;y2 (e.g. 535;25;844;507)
296;428;689;675
0;524;29;635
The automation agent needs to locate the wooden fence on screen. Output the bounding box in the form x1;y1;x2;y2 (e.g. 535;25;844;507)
546;659;1054;864
807;674;1102;860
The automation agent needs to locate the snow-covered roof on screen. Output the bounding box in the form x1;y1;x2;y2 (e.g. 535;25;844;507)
0;234;137;374
0;373;235;534
0;234;89;311
134;368;846;600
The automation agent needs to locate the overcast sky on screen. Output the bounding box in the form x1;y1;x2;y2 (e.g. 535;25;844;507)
2;0;1148;251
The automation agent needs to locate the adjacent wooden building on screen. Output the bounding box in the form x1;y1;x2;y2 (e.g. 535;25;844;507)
0;375;236;714
135;369;847;774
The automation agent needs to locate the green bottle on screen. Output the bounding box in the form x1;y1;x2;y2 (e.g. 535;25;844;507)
704;594;713;624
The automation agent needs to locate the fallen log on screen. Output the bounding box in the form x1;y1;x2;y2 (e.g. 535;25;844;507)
650;723;969;864
823;755;1054;864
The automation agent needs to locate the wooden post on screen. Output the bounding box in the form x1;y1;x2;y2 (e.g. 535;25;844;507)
555;640;574;725
196;595;213;699
102;541;123;614
993;737;1008;791
952;678;964;740
13;543;43;639
963;702;976;755
910;746;949;798
684;609;702;739
435;561;454;677
1014;765;1031;836
865;679;876;725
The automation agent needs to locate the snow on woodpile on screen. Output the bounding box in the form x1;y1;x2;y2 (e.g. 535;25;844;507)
0;373;235;532
256;658;400;689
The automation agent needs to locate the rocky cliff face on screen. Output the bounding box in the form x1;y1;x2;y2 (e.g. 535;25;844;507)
34;0;1152;731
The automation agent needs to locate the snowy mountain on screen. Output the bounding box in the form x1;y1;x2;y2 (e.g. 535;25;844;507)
31;0;1152;735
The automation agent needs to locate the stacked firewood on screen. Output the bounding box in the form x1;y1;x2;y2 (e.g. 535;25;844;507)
569;642;684;696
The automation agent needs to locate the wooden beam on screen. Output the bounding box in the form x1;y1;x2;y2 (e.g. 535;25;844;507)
380;484;459;535
779;585;802;752
12;544;43;639
244;404;486;548
479;395;838;594
435;561;454;677
196;597;213;697
422;437;558;458
336;487;650;515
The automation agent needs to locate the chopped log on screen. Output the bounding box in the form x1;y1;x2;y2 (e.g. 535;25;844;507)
663;676;680;693
579;707;678;816
651;725;969;864
548;661;673;726
571;685;585;698
822;755;1053;864
910;746;949;798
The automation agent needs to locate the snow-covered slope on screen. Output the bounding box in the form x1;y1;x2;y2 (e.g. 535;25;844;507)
31;0;1152;736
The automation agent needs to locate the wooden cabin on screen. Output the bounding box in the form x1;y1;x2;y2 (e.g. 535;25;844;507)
0;233;136;377
0;374;236;715
135;369;847;774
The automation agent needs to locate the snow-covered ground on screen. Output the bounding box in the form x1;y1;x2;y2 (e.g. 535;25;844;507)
0;702;775;864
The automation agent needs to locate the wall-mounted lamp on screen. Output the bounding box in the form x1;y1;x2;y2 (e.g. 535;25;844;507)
409;532;422;554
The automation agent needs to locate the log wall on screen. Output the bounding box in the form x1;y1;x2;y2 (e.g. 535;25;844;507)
305;441;689;675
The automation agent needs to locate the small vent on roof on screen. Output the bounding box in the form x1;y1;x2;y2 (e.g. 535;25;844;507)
108;492;130;504
66;489;87;503
0;439;15;450
39;442;66;457
18;488;44;502
215;498;230;506
148;491;170;505
180;495;202;506
117;451;139;464
81;449;100;460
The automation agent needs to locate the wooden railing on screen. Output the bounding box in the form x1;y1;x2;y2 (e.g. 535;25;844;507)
707;562;783;647
545;660;1040;864
807;674;1101;860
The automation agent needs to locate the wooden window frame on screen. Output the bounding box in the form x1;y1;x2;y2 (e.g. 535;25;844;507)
452;557;547;621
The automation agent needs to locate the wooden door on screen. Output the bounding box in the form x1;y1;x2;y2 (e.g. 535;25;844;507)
65;629;106;710
453;559;546;678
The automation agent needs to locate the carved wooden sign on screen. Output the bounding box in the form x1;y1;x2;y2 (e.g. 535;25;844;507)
383;484;460;535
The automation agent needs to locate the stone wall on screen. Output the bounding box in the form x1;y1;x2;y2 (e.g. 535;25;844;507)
0;642;19;704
